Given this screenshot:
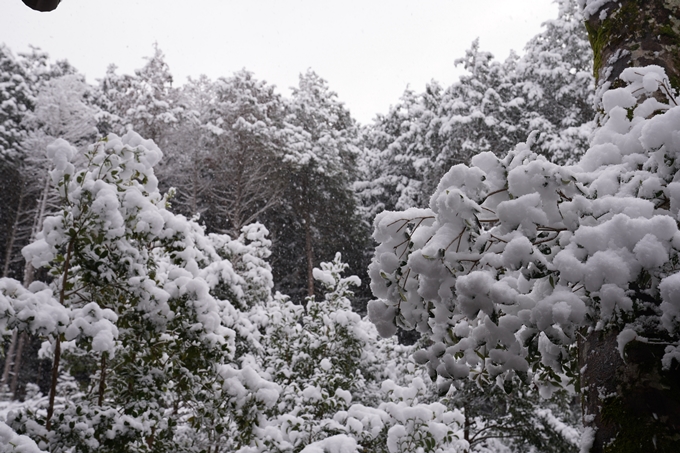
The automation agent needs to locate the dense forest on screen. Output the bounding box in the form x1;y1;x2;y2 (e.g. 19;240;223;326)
1;0;679;451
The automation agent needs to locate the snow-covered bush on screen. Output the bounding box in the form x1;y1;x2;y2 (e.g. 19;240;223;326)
369;64;680;444
0;420;44;453
258;254;373;451
248;254;474;453
0;132;282;453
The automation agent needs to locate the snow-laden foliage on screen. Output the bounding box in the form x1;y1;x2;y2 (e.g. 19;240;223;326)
0;419;44;453
577;0;614;19
271;69;369;302
248;254;471;453
256;254;377;451
356;85;440;217
0;131;487;453
189;70;287;235
516;0;595;164
369;65;680;395
0;6;596;449
0;132;284;452
0;44;34;160
99;44;184;147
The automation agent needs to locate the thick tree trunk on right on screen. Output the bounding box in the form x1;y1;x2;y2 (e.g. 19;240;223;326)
586;0;680;89
579;328;680;451
580;2;680;450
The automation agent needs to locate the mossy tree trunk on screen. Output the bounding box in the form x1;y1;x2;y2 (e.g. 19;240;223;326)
586;0;680;89
581;1;680;451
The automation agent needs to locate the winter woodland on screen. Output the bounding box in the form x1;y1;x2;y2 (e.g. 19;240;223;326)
0;0;678;452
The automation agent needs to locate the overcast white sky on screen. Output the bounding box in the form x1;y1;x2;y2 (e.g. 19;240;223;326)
1;0;558;123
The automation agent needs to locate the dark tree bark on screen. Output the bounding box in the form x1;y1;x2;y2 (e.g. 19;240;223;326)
581;2;680;451
0;330;18;392
46;237;73;431
579;328;680;452
586;0;680;89
9;332;26;398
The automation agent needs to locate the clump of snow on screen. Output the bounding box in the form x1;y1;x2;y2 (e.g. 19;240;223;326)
0;420;45;453
616;329;637;359
577;0;615;20
579;426;596;453
299;434;359;453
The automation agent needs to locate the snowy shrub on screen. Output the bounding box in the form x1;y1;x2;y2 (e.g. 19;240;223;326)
0;420;44;453
251;254;475;453
369;65;680;396
259;254;372;451
0;132;282;453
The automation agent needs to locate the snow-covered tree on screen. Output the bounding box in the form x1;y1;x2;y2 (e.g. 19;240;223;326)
369;1;680;451
357;85;440;219
255;254;471;453
271;70;368;301
516;0;595;164
433;40;524;188
1;56;102;400
197;70;287;236
0;45;33;160
99;44;184;148
0;132;277;452
0;44;35;282
155;75;215;219
359;0;594;228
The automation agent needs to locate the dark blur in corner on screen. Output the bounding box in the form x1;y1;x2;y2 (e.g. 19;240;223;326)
22;0;61;12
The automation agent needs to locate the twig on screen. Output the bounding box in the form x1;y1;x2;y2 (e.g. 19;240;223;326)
534;234;558;246
489;234;508;244
536;226;567;232
444;226;467;253
481;188;508;203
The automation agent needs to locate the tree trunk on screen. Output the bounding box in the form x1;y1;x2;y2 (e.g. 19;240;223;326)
45;337;61;431
302;176;315;298
585;0;680;90
0;330;18;394
46;237;74;431
579;329;680;452
463;405;471;452
304;205;314;298
9;332;26;399
581;3;680;450
98;353;107;406
2;181;26;278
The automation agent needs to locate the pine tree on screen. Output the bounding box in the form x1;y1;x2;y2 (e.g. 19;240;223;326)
432;41;524;195
0;45;34;160
155;75;215;219
357;85;440;220
0;44;35;282
99;44;183;148
270;70;368;302
517;0;595;164
198;70;287;236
